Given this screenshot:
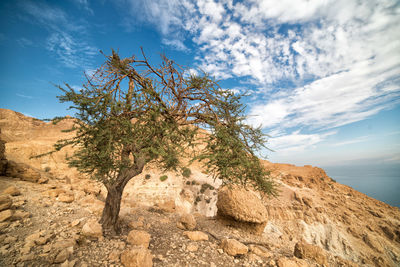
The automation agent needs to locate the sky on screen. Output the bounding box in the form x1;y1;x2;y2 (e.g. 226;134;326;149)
0;0;399;167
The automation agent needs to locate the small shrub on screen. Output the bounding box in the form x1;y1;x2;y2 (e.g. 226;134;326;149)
195;196;201;202
191;180;196;185
331;179;336;183
181;167;192;178
200;183;213;193
44;166;51;172
159;175;168;182
145;174;151;179
186;181;191;185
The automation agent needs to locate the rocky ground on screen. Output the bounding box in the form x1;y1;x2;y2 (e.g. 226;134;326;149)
1;108;400;267
0;174;322;267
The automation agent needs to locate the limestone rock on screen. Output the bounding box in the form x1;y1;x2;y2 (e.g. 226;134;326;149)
294;240;327;266
183;231;209;241
121;247;153;267
81;219;103;239
177;213;196;230
44;188;66;198
127;230;151;248
6;161;41;182
363;233;384;253
277;257;309;267
220;238;248;256
54;249;70;264
58;193;74;203
2;186;21;196
217;185;267;223
0;195;12;211
249;244;273;258
12;210;30;220
0;209;13;222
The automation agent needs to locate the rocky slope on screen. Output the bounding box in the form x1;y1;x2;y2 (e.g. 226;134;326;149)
0;108;399;266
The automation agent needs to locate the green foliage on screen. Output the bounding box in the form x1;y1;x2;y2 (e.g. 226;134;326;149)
159;175;168;181
181;167;192;178
145;174;151;179
43;49;277;196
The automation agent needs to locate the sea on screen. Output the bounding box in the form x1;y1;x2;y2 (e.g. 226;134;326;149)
322;163;400;208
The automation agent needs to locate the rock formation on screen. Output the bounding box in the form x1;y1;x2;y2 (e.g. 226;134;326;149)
0;108;399;266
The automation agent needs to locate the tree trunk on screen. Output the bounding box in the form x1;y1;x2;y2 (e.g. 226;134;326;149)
100;185;124;235
99;156;145;235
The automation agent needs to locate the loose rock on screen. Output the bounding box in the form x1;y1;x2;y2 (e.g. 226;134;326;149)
2;186;21;196
220;238;248;256
0;195;12;211
121;247;153;267
177;213;196;230
81;219;103;239
294;240;327;266
183;231;209;241
127;230;151;248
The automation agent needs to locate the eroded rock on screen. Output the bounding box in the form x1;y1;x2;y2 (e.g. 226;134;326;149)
121;247;153;267
217;185;267;223
220;238;248;256
127;230;151;248
183;231;208;241
294;239;327;266
81;219;103;239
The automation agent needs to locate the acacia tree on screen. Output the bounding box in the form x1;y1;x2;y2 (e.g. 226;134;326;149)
49;49;277;234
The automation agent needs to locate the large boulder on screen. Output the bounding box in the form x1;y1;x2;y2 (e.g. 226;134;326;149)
217;185;267;224
5;161;41;182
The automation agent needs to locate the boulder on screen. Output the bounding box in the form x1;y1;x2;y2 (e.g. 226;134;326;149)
177;213;196;230
249;244;273;258
294;240;327;266
0;195;12;211
0;209;14;222
220;238;248;256
6;161;41;182
217;185;267;224
2;186;21;196
127;230;151;248
121;247;153;267
81;219;103;239
58;193;74;203
12;210;31;221
183;231;209;241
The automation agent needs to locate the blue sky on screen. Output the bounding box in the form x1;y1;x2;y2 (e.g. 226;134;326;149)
0;0;399;167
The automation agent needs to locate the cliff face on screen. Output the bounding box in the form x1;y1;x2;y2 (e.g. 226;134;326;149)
1;108;399;266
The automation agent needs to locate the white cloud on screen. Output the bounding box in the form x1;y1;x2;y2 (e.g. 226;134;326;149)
20;1;97;69
330;136;370;147
16;93;34;99
115;0;400;154
162;39;189;52
268;130;336;153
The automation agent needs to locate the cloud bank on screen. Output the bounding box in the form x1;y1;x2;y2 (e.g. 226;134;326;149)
121;0;400;154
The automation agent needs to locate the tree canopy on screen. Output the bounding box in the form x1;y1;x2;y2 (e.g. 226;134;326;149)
48;49;277;233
